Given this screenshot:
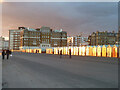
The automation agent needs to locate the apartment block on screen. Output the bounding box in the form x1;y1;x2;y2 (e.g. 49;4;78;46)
88;31;117;46
20;27;41;49
36;26;52;48
9;29;21;50
67;35;88;46
0;36;5;50
51;29;67;47
9;26;68;50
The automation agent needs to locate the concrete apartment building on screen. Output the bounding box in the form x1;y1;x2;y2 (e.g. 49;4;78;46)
67;35;88;46
3;40;9;50
9;29;21;50
20;27;41;50
73;35;88;46
9;27;41;50
88;31;117;46
9;26;67;50
67;36;73;46
0;36;5;50
36;26;52;48
51;29;67;47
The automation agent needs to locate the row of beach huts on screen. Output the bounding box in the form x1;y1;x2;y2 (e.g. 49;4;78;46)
20;45;120;58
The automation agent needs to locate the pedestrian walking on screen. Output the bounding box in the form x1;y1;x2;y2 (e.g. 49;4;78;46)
60;50;62;58
69;49;72;58
2;50;5;60
36;50;37;53
6;49;10;59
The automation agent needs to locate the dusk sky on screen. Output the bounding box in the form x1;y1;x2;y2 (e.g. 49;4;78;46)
2;2;118;37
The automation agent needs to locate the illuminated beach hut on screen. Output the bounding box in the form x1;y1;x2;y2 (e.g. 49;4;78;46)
49;48;53;54
71;47;74;55
73;47;76;55
74;47;78;55
86;46;89;56
63;47;68;55
97;45;101;57
92;46;96;56
81;46;85;56
30;49;32;53
67;47;71;55
107;45;112;57
38;49;42;53
26;49;30;53
33;49;35;53
25;49;26;53
31;49;34;53
54;48;58;54
63;47;65;55
46;48;49;54
66;47;68;55
102;45;107;57
89;46;93;56
79;46;82;56
58;47;61;55
22;49;25;52
25;49;27;53
76;47;79;55
112;45;117;58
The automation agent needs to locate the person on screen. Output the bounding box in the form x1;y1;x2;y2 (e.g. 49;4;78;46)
69;49;72;58
60;50;62;58
6;49;10;59
2;50;5;60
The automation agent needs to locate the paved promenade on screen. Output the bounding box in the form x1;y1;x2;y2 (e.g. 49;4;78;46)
2;52;118;88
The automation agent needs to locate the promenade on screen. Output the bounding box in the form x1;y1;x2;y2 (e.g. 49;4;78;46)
2;52;118;88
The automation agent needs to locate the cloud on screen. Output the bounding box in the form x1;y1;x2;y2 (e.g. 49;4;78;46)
2;2;118;37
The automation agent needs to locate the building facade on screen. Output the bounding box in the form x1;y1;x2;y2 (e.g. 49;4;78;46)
67;34;88;46
67;36;73;46
88;31;117;46
36;26;52;48
9;29;21;50
9;26;67;50
51;29;67;47
3;40;9;50
0;36;5;50
20;27;41;50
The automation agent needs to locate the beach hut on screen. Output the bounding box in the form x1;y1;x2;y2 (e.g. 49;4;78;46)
75;47;79;55
86;46;89;56
92;46;96;56
107;45;112;57
81;46;85;56
97;45;101;57
89;46;93;56
102;45;107;57
79;46;82;56
112;45;117;58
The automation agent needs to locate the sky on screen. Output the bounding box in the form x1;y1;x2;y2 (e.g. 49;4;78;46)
2;2;118;37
